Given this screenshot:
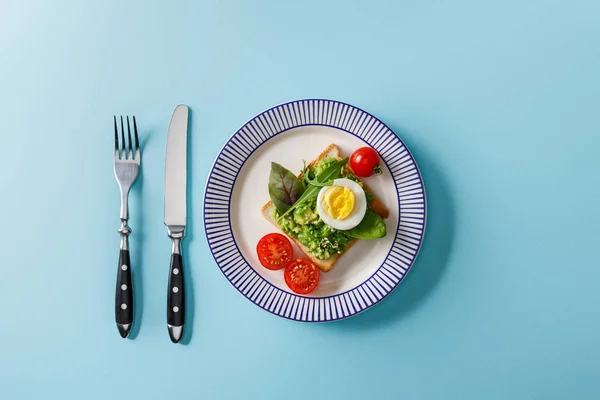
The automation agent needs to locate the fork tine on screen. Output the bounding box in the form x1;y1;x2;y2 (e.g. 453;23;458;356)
114;116;119;157
126;116;133;158
120;116;126;159
133;116;140;159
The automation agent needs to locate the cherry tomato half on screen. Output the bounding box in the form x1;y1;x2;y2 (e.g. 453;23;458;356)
350;146;382;177
256;233;294;270
284;258;320;295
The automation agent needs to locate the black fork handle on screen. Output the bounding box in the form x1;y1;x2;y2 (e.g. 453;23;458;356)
115;249;133;338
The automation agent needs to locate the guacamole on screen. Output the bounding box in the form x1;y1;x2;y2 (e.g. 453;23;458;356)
274;157;356;260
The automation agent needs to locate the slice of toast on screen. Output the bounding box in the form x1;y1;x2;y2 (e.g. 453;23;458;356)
261;144;389;272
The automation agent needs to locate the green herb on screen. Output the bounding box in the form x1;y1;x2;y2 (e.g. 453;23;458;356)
301;159;332;187
304;174;333;187
316;157;348;182
365;191;376;203
307;156;350;188
277;185;319;220
277;157;349;220
312;158;338;176
268;162;306;215
342;209;387;239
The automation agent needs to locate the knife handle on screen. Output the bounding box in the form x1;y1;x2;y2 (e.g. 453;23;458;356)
167;237;184;343
115;249;133;338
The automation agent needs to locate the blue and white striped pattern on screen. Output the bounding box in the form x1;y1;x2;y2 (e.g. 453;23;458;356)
204;99;426;322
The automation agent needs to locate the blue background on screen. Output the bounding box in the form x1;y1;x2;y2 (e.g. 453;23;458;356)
1;1;599;399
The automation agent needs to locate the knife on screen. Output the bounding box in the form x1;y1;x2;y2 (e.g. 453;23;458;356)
164;104;189;343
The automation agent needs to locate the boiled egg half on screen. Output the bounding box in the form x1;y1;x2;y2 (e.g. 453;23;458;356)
316;178;367;230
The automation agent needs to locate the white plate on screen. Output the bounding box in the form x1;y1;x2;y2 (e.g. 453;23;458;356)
204;99;426;322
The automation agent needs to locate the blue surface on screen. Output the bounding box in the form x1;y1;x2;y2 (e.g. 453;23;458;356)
1;0;599;399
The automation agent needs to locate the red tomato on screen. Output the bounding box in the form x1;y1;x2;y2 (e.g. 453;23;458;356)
256;233;293;270
284;258;320;294
350;147;382;177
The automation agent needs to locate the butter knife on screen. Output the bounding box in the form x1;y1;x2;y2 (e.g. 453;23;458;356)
163;104;189;343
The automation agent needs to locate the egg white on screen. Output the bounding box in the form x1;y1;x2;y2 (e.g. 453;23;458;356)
316;178;367;230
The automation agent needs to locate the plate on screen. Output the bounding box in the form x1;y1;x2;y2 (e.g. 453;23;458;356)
204;99;426;322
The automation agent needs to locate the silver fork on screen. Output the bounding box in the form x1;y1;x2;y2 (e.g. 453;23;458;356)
113;116;141;338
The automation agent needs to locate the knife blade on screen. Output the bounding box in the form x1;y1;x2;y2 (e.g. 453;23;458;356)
164;104;189;343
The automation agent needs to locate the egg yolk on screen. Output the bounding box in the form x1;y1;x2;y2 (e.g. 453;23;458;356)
322;186;355;220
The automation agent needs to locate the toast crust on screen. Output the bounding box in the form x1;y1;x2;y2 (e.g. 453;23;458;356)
261;144;389;272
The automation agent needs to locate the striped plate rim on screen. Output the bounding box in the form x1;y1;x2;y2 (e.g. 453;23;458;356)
203;99;427;322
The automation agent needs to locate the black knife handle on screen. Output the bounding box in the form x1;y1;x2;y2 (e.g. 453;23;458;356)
115;249;133;338
167;239;185;343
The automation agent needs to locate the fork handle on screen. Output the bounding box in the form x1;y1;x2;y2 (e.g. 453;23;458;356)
115;248;133;338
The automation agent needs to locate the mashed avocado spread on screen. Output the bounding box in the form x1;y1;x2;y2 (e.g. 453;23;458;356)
274;158;358;260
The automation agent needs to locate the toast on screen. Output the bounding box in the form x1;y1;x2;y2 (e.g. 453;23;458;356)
261;144;389;272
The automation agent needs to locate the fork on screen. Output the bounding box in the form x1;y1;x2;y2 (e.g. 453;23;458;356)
113;116;141;338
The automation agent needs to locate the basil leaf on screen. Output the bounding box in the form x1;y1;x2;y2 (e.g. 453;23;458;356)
278;157;349;220
269;162;305;215
342;209;387;239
